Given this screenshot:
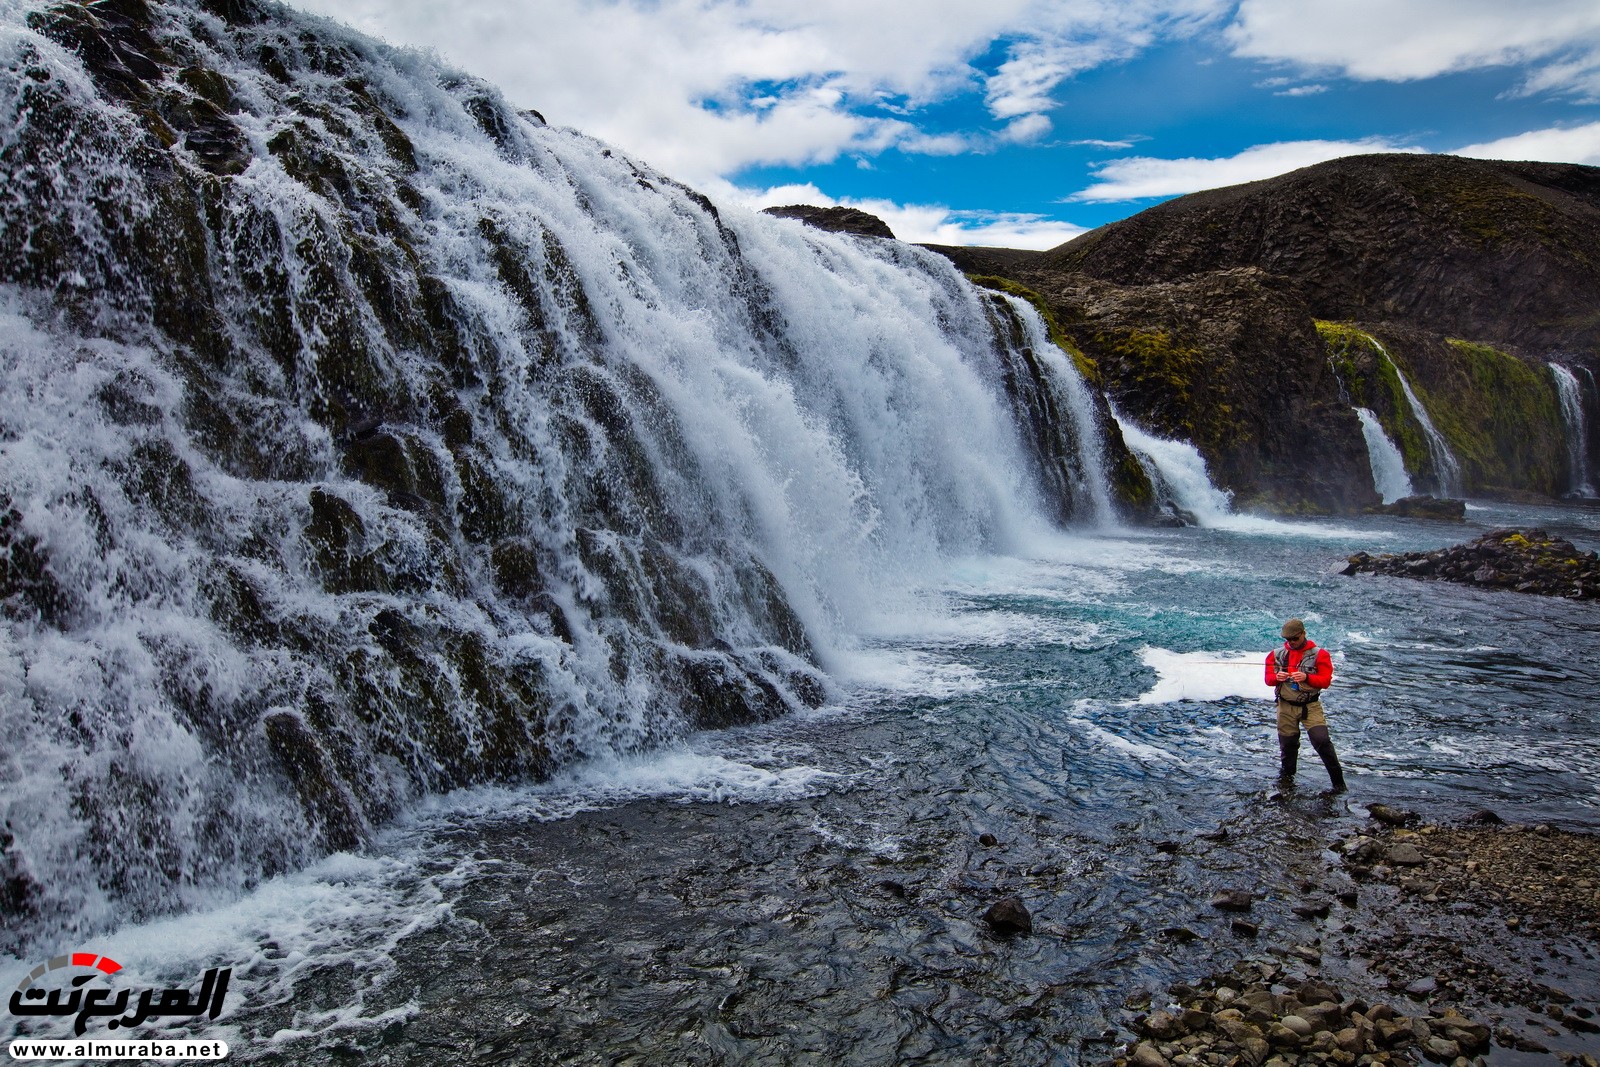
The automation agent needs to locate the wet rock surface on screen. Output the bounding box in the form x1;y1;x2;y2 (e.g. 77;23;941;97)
1341;528;1600;599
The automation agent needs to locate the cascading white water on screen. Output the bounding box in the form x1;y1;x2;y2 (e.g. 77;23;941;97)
1373;341;1461;496
0;0;1069;948
1549;362;1597;497
1354;407;1414;503
1001;295;1117;527
1112;411;1234;525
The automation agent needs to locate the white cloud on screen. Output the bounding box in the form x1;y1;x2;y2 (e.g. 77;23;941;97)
732;183;1086;249
1228;0;1600;99
1065;137;1423;202
1454;121;1600;165
998;113;1054;144
287;0;1229;183
1275;84;1328;97
984;0;1228;122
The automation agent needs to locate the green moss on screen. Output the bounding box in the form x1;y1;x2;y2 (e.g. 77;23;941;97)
1109;445;1155;510
1427;339;1565;493
1097;326;1202;436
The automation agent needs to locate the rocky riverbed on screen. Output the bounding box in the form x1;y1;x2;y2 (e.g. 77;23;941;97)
1341;529;1600;599
1106;807;1600;1067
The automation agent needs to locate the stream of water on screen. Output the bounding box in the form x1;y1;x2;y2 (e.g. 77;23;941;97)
7;500;1596;1064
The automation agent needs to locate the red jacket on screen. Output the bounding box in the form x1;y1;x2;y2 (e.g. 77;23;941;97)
1265;640;1333;689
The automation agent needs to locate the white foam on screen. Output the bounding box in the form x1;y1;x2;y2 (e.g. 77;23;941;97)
1;847;464;1046
829;646;987;697
1134;647;1269;705
1072;720;1179;762
409;743;843;825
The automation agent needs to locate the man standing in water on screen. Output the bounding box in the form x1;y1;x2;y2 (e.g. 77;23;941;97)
1267;618;1346;792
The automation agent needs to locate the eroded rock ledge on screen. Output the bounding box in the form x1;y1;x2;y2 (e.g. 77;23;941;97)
1341;529;1600;599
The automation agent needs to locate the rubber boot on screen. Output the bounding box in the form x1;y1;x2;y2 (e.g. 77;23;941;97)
1277;734;1299;783
1307;726;1346;793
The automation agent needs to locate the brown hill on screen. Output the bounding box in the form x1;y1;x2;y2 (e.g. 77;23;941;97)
1039;153;1600;358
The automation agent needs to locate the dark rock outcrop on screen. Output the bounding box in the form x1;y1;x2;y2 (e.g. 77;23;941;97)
1027;266;1379;513
1341;528;1600;598
762;204;895;239
972;278;1161;523
925;155;1599;511
1365;495;1465;520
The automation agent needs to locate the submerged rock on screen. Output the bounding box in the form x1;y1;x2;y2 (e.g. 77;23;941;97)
1211;888;1255;912
1366;494;1466;520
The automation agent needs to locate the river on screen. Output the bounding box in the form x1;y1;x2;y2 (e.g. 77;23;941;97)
8;500;1596;1064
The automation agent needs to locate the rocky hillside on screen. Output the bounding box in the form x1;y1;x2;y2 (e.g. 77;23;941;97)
931;154;1600;511
1041;154;1600;359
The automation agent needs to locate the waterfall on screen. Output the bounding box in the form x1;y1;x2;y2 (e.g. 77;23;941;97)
1354;408;1415;503
1112;412;1234;525
0;0;1071;948
1000;295;1117;527
1374;343;1462;496
1549;362;1597;498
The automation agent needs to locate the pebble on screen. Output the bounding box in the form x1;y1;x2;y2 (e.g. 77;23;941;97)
1211;888;1254;912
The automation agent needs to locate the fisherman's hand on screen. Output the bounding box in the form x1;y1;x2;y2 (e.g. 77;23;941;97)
1291;671;1306;682
1275;671;1289;682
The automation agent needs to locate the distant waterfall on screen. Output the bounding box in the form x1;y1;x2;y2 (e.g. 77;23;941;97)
1550;362;1597;498
1355;408;1415;503
1002;295;1117;527
1375;343;1462;496
1113;412;1234;525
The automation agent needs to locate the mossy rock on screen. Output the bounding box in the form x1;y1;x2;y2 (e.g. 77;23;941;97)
1097;326;1204;438
200;560;280;646
970;275;1100;382
120;439;211;536
1316;321;1434;478
675;651;789;730
1428;339;1565;494
304;486;391;594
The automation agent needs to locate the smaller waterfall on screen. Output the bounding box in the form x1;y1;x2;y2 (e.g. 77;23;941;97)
1003;295;1117;526
1113;411;1233;525
1550;362;1597;498
1377;343;1461;496
1355;408;1415;503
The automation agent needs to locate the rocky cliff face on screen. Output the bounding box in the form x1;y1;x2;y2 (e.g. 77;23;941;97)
932;154;1599;510
1027;266;1378;513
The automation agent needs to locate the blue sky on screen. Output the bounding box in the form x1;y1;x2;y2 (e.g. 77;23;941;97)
292;0;1600;247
